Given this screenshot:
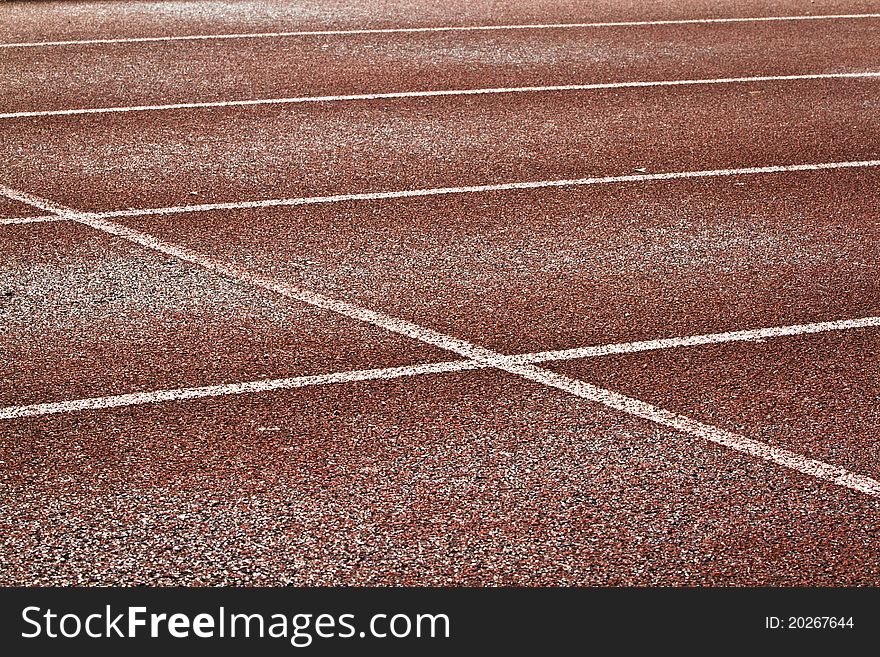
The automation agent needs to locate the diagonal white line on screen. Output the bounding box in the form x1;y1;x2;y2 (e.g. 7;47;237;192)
2;316;878;420
2;13;879;48
1;72;878;120
72;159;880;219
0;186;77;215
0;214;66;226
2;183;878;498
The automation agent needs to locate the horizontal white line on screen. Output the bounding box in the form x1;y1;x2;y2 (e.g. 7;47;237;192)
2;13;879;48
2;71;878;120
6;160;877;226
512;316;880;363
90;159;880;219
4;315;878;420
0;361;481;420
0;214;64;226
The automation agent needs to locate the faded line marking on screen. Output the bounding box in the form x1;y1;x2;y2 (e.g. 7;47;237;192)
82;159;880;219
2;13;879;48
2;316;879;419
1;184;878;498
1;71;878;120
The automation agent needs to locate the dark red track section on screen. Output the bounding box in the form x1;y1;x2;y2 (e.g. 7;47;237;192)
0;197;40;219
552;330;880;480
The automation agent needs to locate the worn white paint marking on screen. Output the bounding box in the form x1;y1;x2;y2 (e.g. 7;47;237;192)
0;214;65;226
3;315;879;419
2;13;879;48
1;71;878;120
63;160;880;220
3;184;879;497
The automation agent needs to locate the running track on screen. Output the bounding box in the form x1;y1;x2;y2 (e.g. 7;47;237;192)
1;0;879;585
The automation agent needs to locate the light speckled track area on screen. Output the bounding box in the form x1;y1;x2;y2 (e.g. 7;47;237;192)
1;0;879;586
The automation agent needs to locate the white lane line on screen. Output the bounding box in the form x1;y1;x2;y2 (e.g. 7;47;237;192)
3;316;879;420
2;13;879;48
6;160;879;226
512;316;880;364
2;184;878;498
2;71;878;120
0;361;480;420
0;214;65;226
84;159;880;219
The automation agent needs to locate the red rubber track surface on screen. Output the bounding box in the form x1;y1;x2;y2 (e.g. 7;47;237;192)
3;20;879;113
551;330;880;480
1;79;879;210
2;1;879;586
118;169;880;354
0;197;41;220
0;222;448;406
2;0;877;42
4;374;879;586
